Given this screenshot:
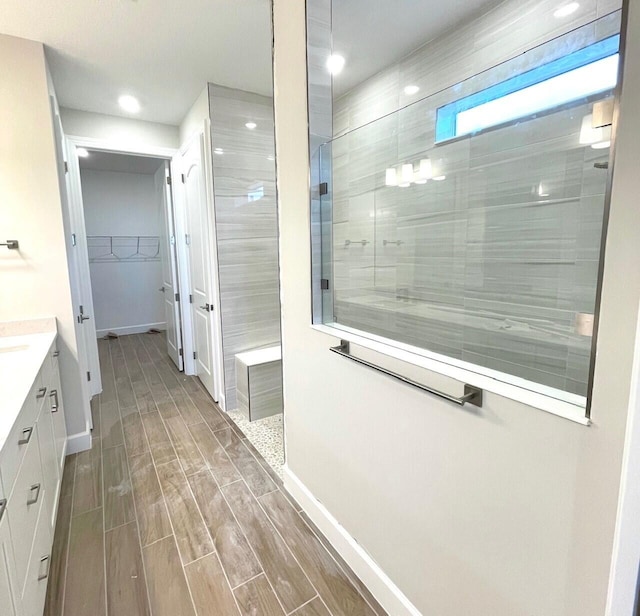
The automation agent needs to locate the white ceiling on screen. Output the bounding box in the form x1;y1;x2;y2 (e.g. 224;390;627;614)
0;0;498;124
332;0;498;96
79;150;165;175
0;0;274;125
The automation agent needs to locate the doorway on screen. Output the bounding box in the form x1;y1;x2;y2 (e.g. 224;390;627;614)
79;150;172;342
64;132;225;411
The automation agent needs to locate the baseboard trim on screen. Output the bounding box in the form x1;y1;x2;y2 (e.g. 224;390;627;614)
218;392;227;412
283;467;421;616
66;430;92;454
96;323;166;338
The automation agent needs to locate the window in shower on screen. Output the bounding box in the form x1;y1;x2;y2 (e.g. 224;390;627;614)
309;4;623;417
435;36;620;142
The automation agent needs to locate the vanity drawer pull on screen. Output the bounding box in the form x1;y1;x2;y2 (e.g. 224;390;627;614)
37;555;50;581
27;483;41;506
52;350;59;357
18;427;33;445
50;389;59;412
36;387;47;399
0;499;6;523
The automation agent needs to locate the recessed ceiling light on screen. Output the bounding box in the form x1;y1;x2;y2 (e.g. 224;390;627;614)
553;2;579;18
591;140;611;149
118;94;140;113
214;148;224;155
327;54;345;75
245;122;257;130
76;147;90;158
404;85;420;96
432;175;446;181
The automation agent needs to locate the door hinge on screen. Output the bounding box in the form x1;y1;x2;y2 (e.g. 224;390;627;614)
181;173;186;183
87;371;91;382
64;161;69;174
189;294;193;304
175;292;180;302
319;182;328;196
166;175;172;185
321;278;330;290
179;348;183;357
193;351;197;360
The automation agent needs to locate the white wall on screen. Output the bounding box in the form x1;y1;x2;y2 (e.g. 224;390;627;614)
60;107;179;151
0;34;87;438
81;169;165;336
273;1;640;615
179;87;209;146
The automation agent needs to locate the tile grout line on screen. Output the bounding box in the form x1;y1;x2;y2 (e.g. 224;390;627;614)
147;343;283;613
296;511;385;616
216;477;292;616
96;335;379;616
286;594;321;616
137;335;219;567
114;335;156;616
190;338;379;614
59;448;78;616
240;476;337;616
182;386;324;614
101;340;112;615
229;571;264;591
133;333;206;615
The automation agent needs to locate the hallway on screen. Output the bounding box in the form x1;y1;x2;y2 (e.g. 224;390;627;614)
43;333;384;616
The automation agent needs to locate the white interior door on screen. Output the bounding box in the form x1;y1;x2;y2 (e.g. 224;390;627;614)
65;142;102;396
181;133;218;401
49;100;93;430
155;162;184;370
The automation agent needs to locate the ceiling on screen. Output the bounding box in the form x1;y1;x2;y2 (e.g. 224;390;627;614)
79;150;165;175
0;0;273;125
332;0;498;96
0;0;500;124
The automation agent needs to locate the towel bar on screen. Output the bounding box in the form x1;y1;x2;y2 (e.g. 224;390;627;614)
330;339;483;407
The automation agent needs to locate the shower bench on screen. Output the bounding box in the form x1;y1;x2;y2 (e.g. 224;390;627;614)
235;345;283;421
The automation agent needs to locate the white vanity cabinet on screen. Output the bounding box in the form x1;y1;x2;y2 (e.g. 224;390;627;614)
0;335;67;616
0;485;20;616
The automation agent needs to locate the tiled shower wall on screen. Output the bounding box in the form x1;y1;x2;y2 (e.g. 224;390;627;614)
208;84;282;411
319;0;623;397
332;0;623;137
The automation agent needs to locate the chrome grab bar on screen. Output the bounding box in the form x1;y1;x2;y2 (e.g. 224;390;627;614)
329;340;483;408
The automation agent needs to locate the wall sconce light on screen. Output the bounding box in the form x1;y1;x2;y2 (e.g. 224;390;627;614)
399;164;414;188
414;158;432;184
385;157;446;187
579;113;611;149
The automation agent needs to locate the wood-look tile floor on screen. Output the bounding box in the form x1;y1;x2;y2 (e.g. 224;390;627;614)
43;333;386;616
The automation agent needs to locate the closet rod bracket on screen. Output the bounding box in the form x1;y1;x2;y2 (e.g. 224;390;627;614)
1;240;19;250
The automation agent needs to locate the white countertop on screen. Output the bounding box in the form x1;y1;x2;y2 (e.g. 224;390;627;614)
0;319;57;451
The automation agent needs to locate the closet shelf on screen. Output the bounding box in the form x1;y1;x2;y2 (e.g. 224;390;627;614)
87;235;161;263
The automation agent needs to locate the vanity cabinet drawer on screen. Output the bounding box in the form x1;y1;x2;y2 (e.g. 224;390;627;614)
49;361;67;473
0;507;20;616
0;384;40;499
6;425;45;596
20;497;51;616
36;403;60;534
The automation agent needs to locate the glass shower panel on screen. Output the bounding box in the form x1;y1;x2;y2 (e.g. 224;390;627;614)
320;16;617;400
